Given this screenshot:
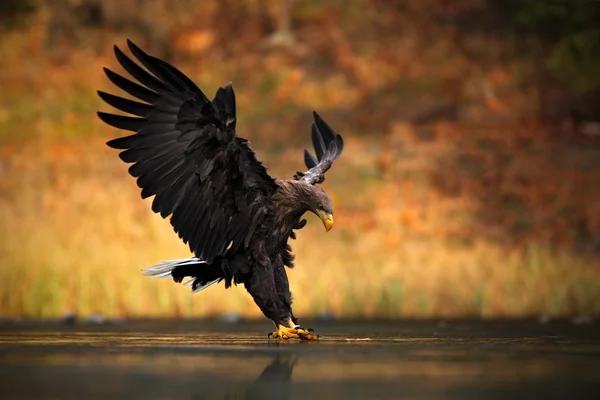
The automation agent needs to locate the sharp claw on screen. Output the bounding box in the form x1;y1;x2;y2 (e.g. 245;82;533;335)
268;324;319;341
299;333;319;341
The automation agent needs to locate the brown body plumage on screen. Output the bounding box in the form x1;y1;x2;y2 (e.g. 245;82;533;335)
97;40;344;340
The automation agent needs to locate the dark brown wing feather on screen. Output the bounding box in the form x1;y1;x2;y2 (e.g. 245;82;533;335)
294;111;344;185
98;39;278;264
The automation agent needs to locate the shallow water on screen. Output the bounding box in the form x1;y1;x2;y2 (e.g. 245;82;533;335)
1;319;599;399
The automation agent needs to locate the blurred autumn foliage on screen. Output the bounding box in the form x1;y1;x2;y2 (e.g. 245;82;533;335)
1;0;599;319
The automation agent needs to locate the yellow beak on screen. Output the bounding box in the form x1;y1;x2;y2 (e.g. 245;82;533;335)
316;209;334;232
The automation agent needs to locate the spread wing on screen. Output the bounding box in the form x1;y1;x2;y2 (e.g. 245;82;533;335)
98;40;278;264
294;111;344;185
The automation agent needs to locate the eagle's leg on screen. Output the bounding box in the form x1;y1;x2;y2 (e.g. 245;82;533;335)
268;261;319;341
244;260;318;341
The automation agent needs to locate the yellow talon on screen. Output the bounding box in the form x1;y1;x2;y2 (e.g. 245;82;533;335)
268;324;319;341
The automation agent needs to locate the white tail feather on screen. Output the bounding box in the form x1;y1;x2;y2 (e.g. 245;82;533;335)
142;257;205;277
141;257;222;293
192;278;222;293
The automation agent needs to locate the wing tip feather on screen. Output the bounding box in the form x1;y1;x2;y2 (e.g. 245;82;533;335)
298;110;345;184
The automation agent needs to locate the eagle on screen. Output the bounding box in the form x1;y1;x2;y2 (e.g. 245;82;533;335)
97;40;344;341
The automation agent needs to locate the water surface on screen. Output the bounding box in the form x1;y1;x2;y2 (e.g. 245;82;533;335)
1;319;599;399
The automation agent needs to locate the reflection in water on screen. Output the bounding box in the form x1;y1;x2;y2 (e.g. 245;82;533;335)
246;353;297;400
217;353;297;400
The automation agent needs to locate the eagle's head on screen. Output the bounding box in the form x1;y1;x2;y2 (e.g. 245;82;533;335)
305;185;334;232
275;180;335;232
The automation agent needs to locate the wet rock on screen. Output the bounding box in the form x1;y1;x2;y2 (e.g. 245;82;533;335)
538;315;551;325
221;313;241;324
571;315;594;326
315;312;335;322
60;312;77;326
87;314;106;325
